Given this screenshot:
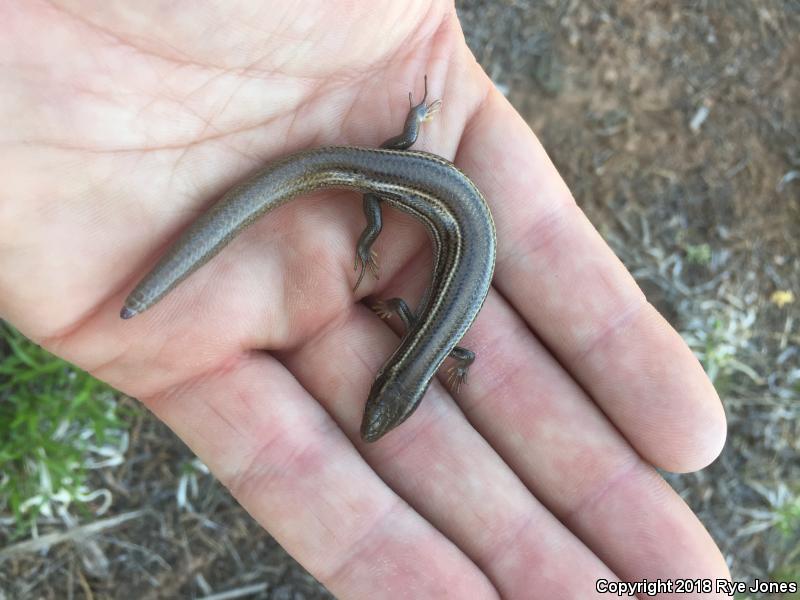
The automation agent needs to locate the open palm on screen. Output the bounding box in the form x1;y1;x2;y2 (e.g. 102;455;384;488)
1;1;730;597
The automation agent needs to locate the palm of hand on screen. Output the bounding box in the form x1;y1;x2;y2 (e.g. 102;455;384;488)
0;2;729;597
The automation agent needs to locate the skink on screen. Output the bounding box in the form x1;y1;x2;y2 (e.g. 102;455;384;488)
121;79;496;442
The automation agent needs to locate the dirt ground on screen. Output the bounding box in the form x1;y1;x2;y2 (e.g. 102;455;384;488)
2;1;798;598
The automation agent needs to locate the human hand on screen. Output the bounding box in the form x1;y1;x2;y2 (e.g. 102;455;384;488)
0;1;729;597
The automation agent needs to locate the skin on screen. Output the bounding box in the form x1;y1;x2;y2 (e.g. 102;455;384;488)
0;1;730;598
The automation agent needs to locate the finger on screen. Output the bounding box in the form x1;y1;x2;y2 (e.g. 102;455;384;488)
454;291;732;587
281;301;623;596
455;85;726;472
143;353;498;599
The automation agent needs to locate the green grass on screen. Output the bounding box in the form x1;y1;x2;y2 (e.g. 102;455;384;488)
0;321;130;539
773;495;800;588
685;242;712;266
776;495;800;537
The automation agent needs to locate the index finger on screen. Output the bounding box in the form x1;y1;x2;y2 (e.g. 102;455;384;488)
456;84;726;473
